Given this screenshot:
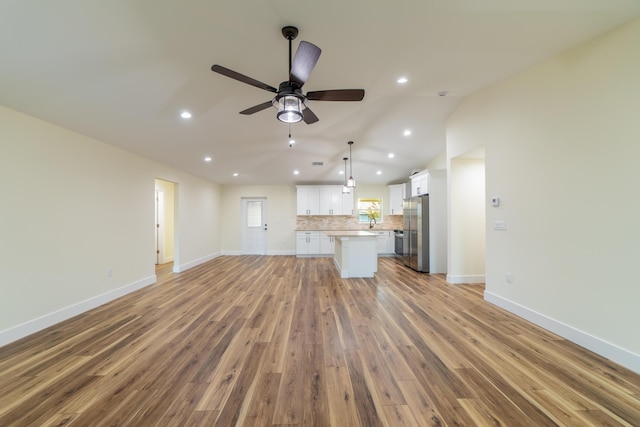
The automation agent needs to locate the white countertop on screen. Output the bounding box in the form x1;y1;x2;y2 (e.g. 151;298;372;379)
324;230;377;237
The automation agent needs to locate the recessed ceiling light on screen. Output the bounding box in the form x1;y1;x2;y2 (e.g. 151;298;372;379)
180;111;192;119
377;171;382;175
388;153;395;158
293;170;300;175
339;170;344;175
397;77;408;84
232;172;239;177
403;129;412;136
204;156;212;162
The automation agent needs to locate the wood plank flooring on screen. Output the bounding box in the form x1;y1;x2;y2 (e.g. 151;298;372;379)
1;256;639;426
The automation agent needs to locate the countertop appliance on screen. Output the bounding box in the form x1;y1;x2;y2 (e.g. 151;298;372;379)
403;195;430;272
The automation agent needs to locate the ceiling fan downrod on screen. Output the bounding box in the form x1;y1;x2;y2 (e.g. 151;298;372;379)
282;26;299;74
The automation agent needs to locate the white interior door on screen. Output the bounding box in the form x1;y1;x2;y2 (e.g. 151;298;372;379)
241;198;267;255
155;190;164;264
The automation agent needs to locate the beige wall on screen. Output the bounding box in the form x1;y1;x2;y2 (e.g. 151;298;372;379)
220;185;298;254
0;106;221;344
447;158;485;283
219;184;395;253
446;18;640;370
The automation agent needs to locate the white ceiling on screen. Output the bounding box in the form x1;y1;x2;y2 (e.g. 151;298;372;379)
2;0;639;185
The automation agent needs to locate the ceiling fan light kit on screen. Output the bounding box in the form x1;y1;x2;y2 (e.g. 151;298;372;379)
211;26;364;125
275;94;303;123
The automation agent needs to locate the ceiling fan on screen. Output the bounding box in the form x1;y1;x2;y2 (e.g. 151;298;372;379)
211;26;365;124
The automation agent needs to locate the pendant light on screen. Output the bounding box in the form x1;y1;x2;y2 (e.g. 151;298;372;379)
342;157;350;194
347;141;356;188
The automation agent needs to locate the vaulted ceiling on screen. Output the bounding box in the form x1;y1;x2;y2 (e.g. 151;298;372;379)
2;1;639;185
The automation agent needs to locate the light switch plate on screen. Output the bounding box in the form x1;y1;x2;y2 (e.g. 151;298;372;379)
493;220;507;231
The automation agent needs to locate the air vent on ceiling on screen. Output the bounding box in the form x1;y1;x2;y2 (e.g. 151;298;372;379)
312;161;324;166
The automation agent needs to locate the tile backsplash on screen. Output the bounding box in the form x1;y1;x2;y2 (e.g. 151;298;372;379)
296;215;403;231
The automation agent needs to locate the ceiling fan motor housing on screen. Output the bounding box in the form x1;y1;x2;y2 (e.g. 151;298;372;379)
273;82;306;105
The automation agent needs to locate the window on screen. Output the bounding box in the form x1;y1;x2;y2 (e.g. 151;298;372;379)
357;198;382;224
246;201;263;227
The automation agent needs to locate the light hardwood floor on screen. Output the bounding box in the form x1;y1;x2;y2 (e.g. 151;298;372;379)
1;256;639;426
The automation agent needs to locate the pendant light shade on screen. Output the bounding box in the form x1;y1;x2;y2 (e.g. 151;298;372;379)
347;141;356;188
342;157;350;194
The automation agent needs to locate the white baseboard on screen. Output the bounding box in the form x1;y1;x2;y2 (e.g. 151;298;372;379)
446;274;485;284
484;290;640;374
161;255;174;264
221;250;241;256
173;252;222;273
220;250;296;256
267;250;296;256
0;275;156;348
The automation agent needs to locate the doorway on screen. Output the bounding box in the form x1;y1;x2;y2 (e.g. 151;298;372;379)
154;178;176;265
241;197;267;255
447;148;486;283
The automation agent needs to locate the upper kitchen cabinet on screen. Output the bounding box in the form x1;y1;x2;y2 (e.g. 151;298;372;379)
319;186;342;215
296;186;320;215
297;185;354;216
341;190;354;216
387;184;406;215
410;170;429;196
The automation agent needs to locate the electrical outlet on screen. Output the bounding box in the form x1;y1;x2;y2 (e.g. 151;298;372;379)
106;267;113;278
505;272;513;283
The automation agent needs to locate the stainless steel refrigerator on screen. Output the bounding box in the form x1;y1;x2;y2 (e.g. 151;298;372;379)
402;195;429;272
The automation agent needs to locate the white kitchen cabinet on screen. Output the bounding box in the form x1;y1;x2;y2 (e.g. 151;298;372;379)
373;231;394;255
341;192;354;216
297;186;320;215
297;185;354;216
387;184;406;215
320;234;336;255
296;231;320;256
410;170;429;196
319;186;342;215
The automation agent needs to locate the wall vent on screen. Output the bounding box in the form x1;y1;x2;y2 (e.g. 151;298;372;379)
312;161;324;166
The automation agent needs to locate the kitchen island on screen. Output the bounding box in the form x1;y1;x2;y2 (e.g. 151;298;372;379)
324;231;378;278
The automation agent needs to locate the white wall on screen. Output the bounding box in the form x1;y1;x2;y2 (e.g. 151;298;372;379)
0;106;221;345
426;150;447;170
446;18;640;371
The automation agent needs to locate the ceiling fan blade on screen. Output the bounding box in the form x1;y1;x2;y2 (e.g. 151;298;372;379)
302;107;319;124
306;89;365;101
239;101;274;115
211;65;277;93
289;41;321;87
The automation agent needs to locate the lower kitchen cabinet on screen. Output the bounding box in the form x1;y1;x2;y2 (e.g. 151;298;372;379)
374;231;395;255
297;230;394;257
296;231;320;256
320;234;336;255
